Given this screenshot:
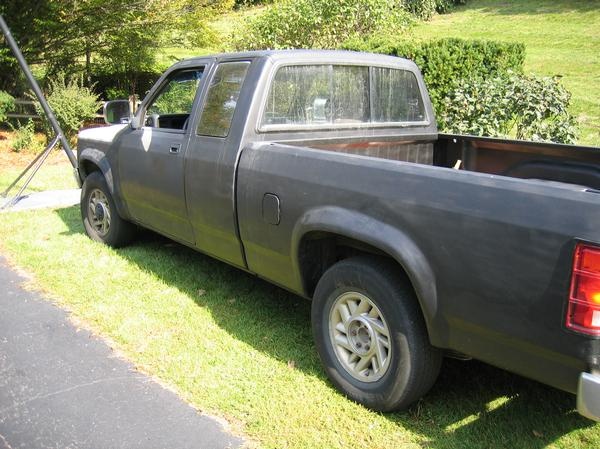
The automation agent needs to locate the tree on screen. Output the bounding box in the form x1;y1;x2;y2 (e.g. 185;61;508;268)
0;0;233;95
235;0;410;50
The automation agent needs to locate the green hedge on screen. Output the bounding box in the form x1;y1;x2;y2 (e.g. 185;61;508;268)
342;37;525;114
342;37;577;143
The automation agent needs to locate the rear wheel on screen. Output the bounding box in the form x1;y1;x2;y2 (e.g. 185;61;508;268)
311;256;441;411
81;171;134;248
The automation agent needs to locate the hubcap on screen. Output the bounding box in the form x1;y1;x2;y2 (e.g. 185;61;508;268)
329;291;391;382
88;189;111;236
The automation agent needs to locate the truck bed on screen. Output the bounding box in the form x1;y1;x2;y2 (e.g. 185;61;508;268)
274;134;600;189
236;136;600;395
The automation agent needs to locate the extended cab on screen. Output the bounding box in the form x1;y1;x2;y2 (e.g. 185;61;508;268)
77;50;600;419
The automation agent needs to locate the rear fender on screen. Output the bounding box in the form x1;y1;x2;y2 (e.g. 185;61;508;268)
291;206;446;345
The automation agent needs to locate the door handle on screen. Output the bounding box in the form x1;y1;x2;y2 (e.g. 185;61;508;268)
169;144;181;154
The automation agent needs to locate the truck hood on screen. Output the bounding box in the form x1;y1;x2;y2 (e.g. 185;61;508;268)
78;124;128;144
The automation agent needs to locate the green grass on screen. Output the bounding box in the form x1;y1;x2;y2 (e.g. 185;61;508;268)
409;0;600;146
0;160;77;197
0;206;599;449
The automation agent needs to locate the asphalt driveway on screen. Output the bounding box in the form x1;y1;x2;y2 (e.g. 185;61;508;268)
0;256;243;449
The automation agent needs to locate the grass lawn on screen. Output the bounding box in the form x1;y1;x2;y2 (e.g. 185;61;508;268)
0;130;77;198
409;0;600;146
0;160;77;196
0;198;599;447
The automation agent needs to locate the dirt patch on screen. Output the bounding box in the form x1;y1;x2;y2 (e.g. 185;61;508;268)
0;130;71;171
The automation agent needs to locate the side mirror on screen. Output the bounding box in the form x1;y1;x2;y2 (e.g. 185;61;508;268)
103;100;133;125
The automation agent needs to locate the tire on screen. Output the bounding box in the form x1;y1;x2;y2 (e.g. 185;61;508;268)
81;171;134;248
311;256;441;412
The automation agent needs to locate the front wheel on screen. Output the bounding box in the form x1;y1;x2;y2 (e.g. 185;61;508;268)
311;256;441;411
81;171;134;248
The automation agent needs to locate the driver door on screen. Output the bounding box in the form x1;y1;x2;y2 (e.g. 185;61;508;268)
118;67;206;244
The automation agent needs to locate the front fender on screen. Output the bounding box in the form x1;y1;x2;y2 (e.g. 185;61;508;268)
78;148;129;219
291;206;445;344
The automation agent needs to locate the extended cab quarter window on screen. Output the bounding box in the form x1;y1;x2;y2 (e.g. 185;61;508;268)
261;64;426;129
145;68;204;130
197;61;250;138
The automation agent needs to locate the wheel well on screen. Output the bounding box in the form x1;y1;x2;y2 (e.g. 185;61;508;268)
80;160;101;179
298;232;412;298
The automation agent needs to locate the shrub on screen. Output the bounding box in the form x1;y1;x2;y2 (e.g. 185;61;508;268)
343;36;576;142
402;0;437;19
439;72;578;143
9;119;37;153
342;37;525;114
234;0;273;6
401;0;466;19
235;0;411;50
0;90;15;124
434;0;467;14
33;74;102;142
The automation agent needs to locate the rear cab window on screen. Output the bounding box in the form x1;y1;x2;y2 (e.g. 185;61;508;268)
260;63;427;131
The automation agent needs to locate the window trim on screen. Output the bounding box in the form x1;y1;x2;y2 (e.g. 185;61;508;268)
256;62;430;133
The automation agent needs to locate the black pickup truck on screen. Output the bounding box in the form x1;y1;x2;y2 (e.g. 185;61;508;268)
76;50;600;420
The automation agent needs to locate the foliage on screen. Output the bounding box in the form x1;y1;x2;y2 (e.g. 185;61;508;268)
0;0;234;95
92;70;162;101
342;36;576;142
32;74;101;143
235;0;412;50
407;0;599;146
8;119;37;153
0;90;15;124
434;0;467;13
402;0;467;19
439;72;578;143
234;0;273;7
342;37;525;113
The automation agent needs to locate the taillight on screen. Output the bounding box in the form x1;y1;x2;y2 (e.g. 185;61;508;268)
567;243;600;336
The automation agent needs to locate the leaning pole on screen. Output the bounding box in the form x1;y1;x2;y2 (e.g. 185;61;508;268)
0;15;81;209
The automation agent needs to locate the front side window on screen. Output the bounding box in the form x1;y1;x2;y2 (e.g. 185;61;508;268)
145;68;204;130
261;64;426;129
197;61;250;138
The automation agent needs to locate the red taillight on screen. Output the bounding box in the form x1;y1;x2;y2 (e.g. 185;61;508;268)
567;243;600;336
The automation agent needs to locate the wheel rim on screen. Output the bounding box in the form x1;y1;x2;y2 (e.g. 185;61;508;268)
87;188;111;237
328;291;392;382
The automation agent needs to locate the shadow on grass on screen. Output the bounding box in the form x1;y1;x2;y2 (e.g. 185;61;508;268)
56;206;595;448
452;0;599;15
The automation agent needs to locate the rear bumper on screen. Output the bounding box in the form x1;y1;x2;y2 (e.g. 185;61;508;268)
577;372;600;421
